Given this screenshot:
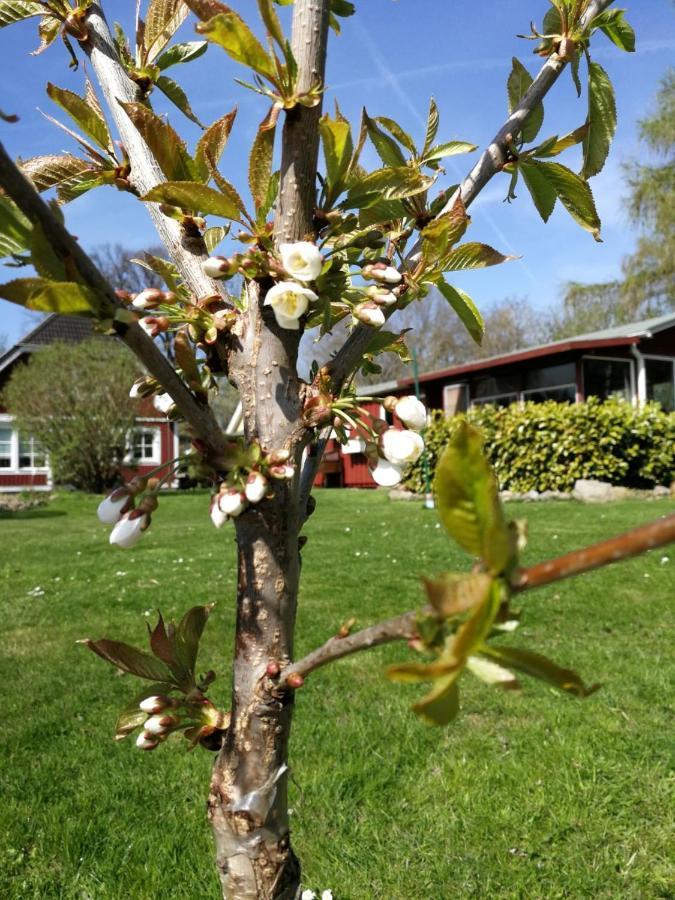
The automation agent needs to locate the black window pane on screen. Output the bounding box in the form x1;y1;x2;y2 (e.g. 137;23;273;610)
646;359;674;412
583;358;631;401
525;362;576;390
524;385;576;404
472;373;520;400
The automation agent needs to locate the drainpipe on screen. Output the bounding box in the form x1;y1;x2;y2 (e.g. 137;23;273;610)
631;344;647;408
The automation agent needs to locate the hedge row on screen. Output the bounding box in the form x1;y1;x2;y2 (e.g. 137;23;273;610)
405;398;675;494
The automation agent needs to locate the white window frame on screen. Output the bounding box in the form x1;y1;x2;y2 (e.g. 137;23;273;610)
581;355;635;404
471;391;520;408
642;354;675;409
0;414;50;474
127;426;162;465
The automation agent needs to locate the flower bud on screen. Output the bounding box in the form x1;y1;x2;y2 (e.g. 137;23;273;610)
269;464;295;480
109;511;149;549
131;288;164;310
154;392;175;415
97;488;132;525
370;458;404;487
144;714;179;735
394;396;427;432
268;448;291;465
139;695;172;714
366;285;397;306
129;376;156;399
210;495;228;528
362;262;402;285
136;731;159;750
219;489;246;517
266;660;281;677
139;316;168;338
245;472;268;504
354;302;385;328
287;672;304;689
202;256;230;279
380;428;424;467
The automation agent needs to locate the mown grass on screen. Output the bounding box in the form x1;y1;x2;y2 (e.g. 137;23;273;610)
0;490;673;899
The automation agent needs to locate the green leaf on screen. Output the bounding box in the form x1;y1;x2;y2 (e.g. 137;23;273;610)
343;166;436;208
442;241;513;272
595;8;635;52
357;197;407;228
249;115;276;213
119;101;196;181
422;572;494;619
195;108;237;181
142;181;244;221
57;174;108;204
257;0;286;49
144;0;190;63
434;422;510;572
0;196;32;258
507;57;544;144
20;154;95;196
582;61;617;179
422;97;440;159
79;638;174;683
32;12;60;56
437;279;484;345
413;674;460;725
466;655;520;689
482;646;600;697
115;683;175;737
46;83;112;155
30;221;66;280
364;109;407;168
0;278;101;314
155;75;205;127
174;604;214;677
130;253;183;294
421;196;469;263
530;159;601;240
197;10;278;82
375;116;417;156
319;111;353;201
421;141;477;164
519;159;557;222
203;225;230;253
331;0;355;16
531;124;587;158
155;40;208;70
0;1;44;27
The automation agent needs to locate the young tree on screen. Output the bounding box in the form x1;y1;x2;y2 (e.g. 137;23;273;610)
3;339;137;492
1;2;674;898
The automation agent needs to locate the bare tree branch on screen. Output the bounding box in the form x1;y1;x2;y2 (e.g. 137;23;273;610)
325;0;614;392
281;511;675;684
83;4;227;302
0;141;228;460
274;0;331;243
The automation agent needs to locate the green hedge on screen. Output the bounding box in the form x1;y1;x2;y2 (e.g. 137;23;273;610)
405;398;675;494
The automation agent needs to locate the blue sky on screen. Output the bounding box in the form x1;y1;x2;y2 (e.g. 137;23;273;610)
1;1;674;347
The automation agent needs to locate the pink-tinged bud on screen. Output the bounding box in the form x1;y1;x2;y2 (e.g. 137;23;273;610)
245;472;268;504
287;672;304;689
109;512;149;549
139;316;167;338
269;464;295;480
362;262;403;285
354;302;385;328
268;448;290;465
394;395;427;432
219;490;246;517
131;288;164;310
153;392;175;415
137;494;159;515
202;256;230;279
136;731;159;750
366;285;397;306
97;488;132;525
144;714;179;735
115;289;132;303
210;495;228;528
266;660;281;677
139;695;172;714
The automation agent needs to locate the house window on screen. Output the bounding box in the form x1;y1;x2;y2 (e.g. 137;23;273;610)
524;362;576;391
583;357;632;402
0;425;11;468
18;435;47;469
472;392;519;408
132;428;160;463
523;385;576;404
645;358;675;412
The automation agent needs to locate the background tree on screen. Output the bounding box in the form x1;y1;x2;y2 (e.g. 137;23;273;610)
90;242;165;293
1;3;673;899
552;69;675;338
3;339;137;492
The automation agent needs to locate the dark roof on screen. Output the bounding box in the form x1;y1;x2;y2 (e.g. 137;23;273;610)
0;314;94;373
366;312;675;394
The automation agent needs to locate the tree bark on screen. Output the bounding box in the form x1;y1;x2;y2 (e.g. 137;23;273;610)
207;0;330;894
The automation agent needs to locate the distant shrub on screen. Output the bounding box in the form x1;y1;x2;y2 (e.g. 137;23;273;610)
404;398;675;494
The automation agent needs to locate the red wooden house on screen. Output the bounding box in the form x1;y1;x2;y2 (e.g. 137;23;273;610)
0;315;178;492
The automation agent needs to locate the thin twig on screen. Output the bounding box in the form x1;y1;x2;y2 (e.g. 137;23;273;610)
0;141;228;459
281;511;675;684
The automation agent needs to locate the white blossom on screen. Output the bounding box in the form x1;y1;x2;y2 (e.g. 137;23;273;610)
280;241;323;283
210;497;228;529
354;302;385;327
300;892;316;900
97;490;130;525
264;282;317;330
219;490;246;517
154;392;175;415
381;428;424;467
321;892;334;900
109;513;148;549
370;457;404;487
395;395;427;431
245;472;268;504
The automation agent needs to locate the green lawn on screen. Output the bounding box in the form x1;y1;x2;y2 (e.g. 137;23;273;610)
1;490;673;899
